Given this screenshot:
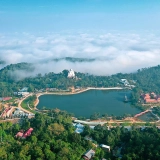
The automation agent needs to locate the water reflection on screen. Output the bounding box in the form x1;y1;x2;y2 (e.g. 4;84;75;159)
37;90;140;118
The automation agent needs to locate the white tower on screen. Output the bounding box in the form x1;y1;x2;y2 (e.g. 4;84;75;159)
67;69;75;78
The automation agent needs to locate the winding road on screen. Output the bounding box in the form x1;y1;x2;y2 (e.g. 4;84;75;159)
18;93;33;114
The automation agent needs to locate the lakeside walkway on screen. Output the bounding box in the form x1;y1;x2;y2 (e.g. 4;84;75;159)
74;119;148;125
18;94;33;114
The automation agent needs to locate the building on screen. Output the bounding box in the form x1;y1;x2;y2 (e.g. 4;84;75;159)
141;93;150;100
82;149;95;160
20;87;28;92
68;69;75;78
100;144;110;152
145;99;157;103
15;128;33;139
73;123;84;133
22;128;34;138
15;131;24;138
14;92;30;96
120;79;130;86
13;108;29;117
2;97;12;101
141;93;160;103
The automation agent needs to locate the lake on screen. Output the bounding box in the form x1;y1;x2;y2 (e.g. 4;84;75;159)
37;90;140;118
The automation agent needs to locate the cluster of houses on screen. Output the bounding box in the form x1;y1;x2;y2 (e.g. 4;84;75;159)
120;79;135;88
14;87;29;97
1;107;12;117
73;123;110;159
0;107;34;118
15;128;33;139
13;108;30;117
141;92;160;103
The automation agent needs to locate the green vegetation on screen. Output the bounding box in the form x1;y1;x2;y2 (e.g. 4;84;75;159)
0;62;121;97
152;107;160;117
0;110;160;159
21;95;36;113
1;63;160;103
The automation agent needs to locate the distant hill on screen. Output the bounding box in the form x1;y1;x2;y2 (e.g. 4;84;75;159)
0;60;6;65
0;62;34;82
52;57;96;62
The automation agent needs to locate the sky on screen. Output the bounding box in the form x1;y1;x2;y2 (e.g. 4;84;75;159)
0;0;160;76
1;0;160;32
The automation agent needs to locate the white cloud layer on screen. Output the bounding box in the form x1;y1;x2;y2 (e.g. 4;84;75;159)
0;32;160;76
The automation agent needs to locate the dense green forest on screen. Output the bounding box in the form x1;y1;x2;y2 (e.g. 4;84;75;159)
0;110;160;160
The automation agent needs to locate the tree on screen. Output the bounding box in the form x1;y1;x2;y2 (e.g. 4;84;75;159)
48;123;65;135
28;84;34;92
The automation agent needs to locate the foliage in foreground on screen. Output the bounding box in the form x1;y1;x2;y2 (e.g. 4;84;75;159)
0;110;160;159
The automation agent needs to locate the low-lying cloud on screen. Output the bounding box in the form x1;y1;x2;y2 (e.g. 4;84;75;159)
0;32;160;77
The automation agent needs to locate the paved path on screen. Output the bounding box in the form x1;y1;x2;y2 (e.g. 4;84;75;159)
74;119;155;125
18;94;33;114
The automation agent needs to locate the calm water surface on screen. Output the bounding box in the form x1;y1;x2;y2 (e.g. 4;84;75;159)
37;90;140;118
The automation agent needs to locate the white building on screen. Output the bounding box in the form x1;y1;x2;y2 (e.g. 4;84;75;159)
120;79;129;86
13;108;29;117
14;92;30;96
100;144;110;152
68;69;75;78
20;87;28;92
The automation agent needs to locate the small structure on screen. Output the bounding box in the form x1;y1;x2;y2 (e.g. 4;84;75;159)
13;108;29;117
22;128;34;138
1;107;12;118
15;130;24;138
82;149;95;160
120;79;129;86
2;97;12;101
73;123;84;134
20;87;28;92
46;88;58;92
14;92;30;96
68;69;75;78
100;144;110;152
15;128;33;139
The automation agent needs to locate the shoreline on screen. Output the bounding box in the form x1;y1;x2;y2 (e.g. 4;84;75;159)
34;87;124;108
18;93;33;114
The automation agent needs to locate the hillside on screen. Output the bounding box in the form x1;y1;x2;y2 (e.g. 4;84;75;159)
0;110;160;160
0;62;160;97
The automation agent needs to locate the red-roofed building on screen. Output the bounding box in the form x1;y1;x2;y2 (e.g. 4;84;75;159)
145;99;157;103
15;128;33;139
22;128;34;138
144;94;150;100
15;131;24;138
141;93;160;103
141;93;150;100
2;97;12;101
